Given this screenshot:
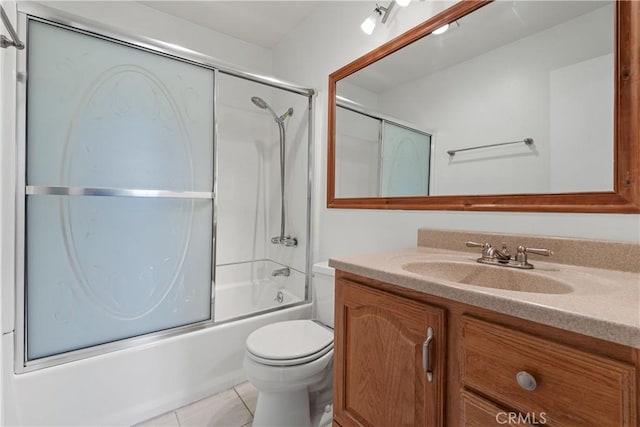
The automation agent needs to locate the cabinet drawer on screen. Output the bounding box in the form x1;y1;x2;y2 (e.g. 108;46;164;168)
460;316;637;427
461;390;535;426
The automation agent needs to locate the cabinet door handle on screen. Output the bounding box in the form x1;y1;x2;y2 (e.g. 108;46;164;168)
516;371;537;391
422;326;434;382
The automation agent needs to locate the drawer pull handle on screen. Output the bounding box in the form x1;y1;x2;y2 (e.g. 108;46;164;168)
516;371;537;391
422;327;434;382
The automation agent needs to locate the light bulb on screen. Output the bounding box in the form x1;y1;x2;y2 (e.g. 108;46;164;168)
432;23;449;35
360;11;379;35
396;0;411;7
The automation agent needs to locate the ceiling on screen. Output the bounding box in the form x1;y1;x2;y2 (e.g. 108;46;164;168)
140;1;324;49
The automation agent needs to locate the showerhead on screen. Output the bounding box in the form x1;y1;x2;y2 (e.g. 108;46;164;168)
251;96;293;124
251;96;269;110
251;96;279;123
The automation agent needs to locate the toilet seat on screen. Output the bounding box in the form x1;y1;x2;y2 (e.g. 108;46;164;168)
246;320;333;367
246;342;333;367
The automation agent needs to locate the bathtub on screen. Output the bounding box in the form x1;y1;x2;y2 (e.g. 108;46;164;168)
214;259;307;322
3;259;311;426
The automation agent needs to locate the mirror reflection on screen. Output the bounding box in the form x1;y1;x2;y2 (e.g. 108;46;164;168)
334;1;614;198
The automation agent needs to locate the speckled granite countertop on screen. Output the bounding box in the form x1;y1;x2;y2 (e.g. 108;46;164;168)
329;246;640;348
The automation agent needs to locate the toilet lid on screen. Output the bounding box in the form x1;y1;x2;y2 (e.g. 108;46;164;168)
246;320;333;361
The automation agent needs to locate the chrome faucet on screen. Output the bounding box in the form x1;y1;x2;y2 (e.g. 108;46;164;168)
466;241;510;262
271;235;298;247
272;267;291;277
465;241;552;269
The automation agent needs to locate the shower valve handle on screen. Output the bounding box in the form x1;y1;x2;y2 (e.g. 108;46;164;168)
271;236;298;247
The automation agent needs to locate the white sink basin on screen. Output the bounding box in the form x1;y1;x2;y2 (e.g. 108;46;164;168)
401;261;573;294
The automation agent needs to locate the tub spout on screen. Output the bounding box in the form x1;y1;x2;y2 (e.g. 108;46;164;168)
272;267;290;277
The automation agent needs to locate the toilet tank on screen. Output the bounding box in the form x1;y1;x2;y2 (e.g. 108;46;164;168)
312;261;335;328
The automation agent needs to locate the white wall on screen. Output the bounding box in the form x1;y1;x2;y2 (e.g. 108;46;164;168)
216;74;273;267
0;2;314;425
337;79;380;109
271;0;640;265
549;53;614;192
335;107;381;197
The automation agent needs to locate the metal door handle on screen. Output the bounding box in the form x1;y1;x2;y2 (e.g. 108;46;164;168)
422;326;434;382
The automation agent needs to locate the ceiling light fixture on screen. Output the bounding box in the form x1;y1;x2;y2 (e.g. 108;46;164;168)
361;0;410;35
360;8;383;35
432;21;459;36
432;23;449;35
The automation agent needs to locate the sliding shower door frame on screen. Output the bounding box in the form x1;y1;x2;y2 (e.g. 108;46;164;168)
13;4;315;373
335;102;433;197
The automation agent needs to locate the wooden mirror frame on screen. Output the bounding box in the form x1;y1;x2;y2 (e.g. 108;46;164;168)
327;0;639;213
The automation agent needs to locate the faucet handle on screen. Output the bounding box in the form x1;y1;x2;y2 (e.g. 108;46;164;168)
514;245;553;268
466;241;497;260
517;246;554;257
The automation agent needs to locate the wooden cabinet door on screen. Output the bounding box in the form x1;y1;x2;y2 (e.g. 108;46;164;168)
334;278;446;427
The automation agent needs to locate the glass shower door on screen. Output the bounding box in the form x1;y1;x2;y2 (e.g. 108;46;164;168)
334;106;381;198
381;122;432;196
24;20;214;361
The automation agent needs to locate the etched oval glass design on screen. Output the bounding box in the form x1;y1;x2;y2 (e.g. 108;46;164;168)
61;65;194;190
60;65;194;319
382;123;431;197
384;137;428;196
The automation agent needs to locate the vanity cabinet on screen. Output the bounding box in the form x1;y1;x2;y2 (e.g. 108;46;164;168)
333;278;446;427
333;271;640;427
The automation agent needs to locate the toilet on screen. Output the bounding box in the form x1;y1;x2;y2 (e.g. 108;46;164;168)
243;262;335;427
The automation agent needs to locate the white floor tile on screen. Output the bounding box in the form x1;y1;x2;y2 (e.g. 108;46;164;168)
234;382;258;416
135;411;179;427
176;389;253;427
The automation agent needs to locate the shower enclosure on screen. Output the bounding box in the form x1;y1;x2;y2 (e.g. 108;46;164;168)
214;74;312;322
14;10;314;371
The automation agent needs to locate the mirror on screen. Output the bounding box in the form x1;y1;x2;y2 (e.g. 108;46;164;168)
327;0;640;212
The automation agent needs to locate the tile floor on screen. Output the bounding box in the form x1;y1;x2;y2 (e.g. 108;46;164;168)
136;382;257;427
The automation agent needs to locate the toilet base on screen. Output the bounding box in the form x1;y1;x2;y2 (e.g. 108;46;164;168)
253;389;311;427
312;403;333;427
